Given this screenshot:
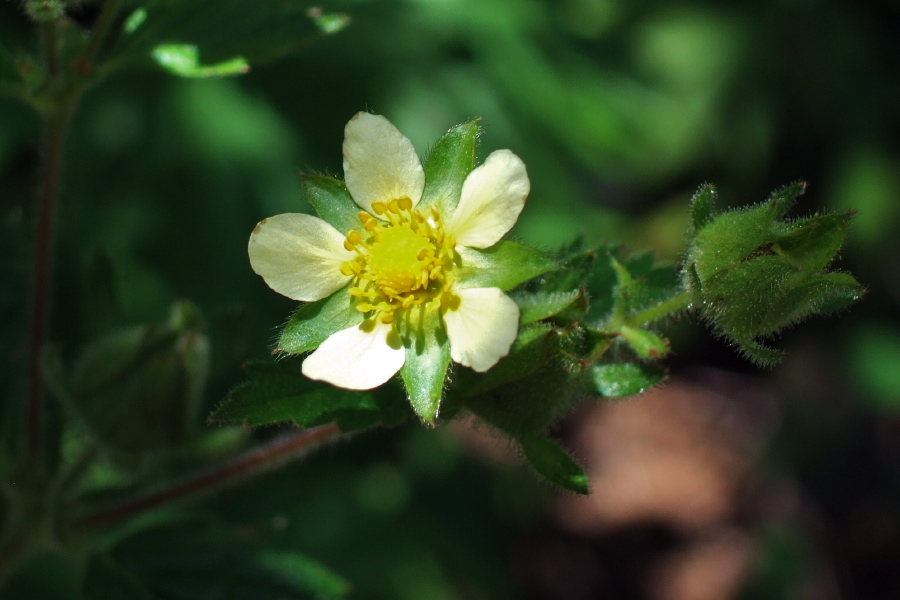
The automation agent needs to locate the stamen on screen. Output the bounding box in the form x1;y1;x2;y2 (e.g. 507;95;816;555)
344;197;457;330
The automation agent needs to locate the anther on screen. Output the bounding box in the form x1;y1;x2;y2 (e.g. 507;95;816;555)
388;198;399;214
371;201;387;215
398;196;413;211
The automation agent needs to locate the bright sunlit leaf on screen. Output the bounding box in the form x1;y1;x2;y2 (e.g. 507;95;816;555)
150;44;249;78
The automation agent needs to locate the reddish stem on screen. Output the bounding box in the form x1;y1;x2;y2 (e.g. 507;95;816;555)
77;424;342;529
26;110;70;469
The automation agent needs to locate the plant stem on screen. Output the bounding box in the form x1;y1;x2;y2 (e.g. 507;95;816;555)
625;291;692;328
77;0;122;71
77;424;343;530
0;527;31;585
43;20;60;77
26;108;71;470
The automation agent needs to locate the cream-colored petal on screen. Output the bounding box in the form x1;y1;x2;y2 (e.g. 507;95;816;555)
302;320;405;390
248;213;354;302
445;149;529;249
343;112;425;214
443;287;520;372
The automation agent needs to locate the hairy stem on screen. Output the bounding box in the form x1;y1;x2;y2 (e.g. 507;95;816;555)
77;424;343;529
625;291;692;328
26;108;71;470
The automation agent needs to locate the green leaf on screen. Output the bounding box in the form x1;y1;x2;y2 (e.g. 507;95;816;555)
213;359;409;431
302;174;360;235
277;285;363;355
107;1;349;74
534;240;598;294
459;323;555;398
690;182;716;232
463;325;587;437
419;120;479;215
455;242;556;291
84;523;351;600
511;290;582;325
774;212;852;273
619;326;669;359
519;435;590;494
150;43;249;77
591;363;666;397
399;309;451;425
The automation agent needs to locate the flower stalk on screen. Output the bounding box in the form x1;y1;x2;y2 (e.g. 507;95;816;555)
76;424;342;529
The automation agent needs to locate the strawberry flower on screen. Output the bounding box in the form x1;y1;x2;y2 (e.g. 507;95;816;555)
249;113;546;415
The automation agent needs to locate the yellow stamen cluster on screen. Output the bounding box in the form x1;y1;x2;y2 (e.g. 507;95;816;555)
341;196;456;324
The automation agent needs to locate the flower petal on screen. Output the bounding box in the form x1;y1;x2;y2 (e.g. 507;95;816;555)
445;149;529;249
343;112;425;214
443;287;520;372
302;320;406;390
248;213;354;301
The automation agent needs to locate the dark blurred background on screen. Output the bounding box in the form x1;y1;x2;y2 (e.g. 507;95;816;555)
2;0;899;598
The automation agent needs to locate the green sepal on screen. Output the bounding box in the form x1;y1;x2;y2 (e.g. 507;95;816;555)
302;174;360;235
619;326;669;359
213;359;409;431
690;183;716;232
691;204;772;282
398;308;451;425
773;212;852;273
83;522;351;600
757;271;865;336
768;180;807;221
456;242;556;291
519;434;590;494
419;120;479;215
684;181;862;366
512;289;582;325
277;284;363;355
591;363;666;397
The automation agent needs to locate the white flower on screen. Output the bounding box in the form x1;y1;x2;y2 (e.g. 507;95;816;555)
248;112;530;390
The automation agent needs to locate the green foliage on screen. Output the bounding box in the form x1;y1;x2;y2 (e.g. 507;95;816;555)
519;435;589;495
107;1;350;74
591;363;666;398
213;359;410;432
83;522;351;600
684;182;865;365
0;0;877;594
44;302;209;453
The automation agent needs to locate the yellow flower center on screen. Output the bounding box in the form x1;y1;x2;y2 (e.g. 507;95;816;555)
341;196;456;324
